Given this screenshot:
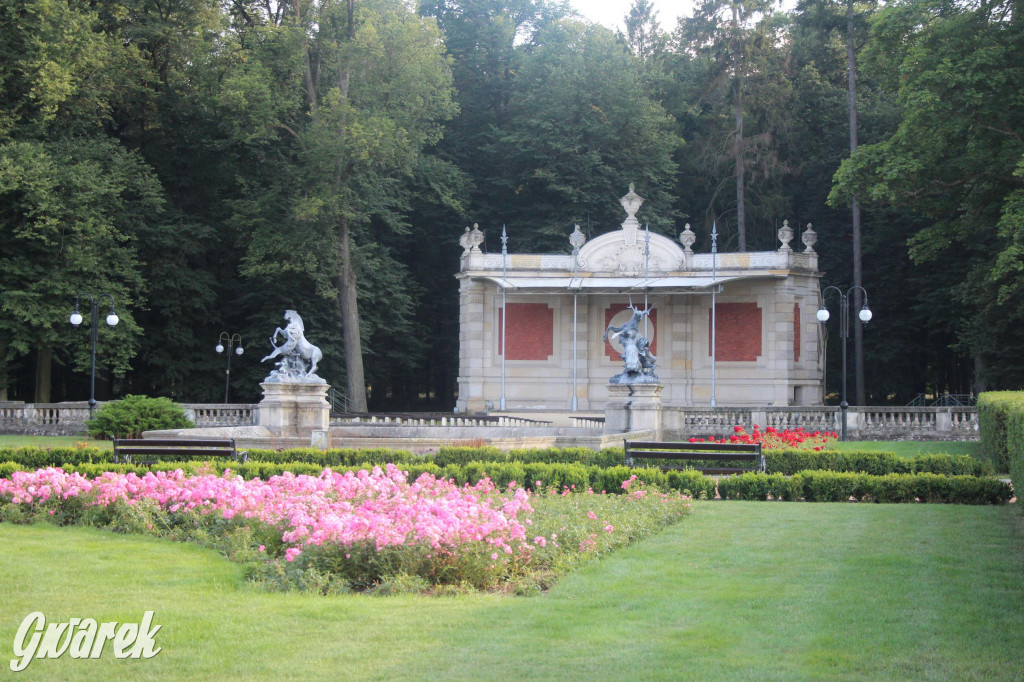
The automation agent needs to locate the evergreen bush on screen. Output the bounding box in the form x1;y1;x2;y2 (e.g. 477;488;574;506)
85;395;193;439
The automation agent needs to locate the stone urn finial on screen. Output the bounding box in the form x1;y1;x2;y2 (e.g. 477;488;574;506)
679;223;696;254
801;223;818;253
620;183;644;221
459;223;484;254
570;223;587;251
778;219;794;252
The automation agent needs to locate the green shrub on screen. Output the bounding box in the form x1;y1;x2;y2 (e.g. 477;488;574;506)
799;470;866;502
85;395;193;439
0;447;113;468
0;461;28;478
977;392;1021;472
717;473;801;501
765;449;988;477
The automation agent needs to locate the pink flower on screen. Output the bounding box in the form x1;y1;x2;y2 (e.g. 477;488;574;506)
258;545;265;552
588;511;598;520
604;525;614;533
285;547;302;562
533;536;547;547
490;552;499;561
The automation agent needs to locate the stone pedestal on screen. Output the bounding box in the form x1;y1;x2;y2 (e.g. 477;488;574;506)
603;383;663;438
258;382;330;438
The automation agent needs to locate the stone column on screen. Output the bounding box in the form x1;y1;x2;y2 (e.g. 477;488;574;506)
604;383;663;439
258;382;330;438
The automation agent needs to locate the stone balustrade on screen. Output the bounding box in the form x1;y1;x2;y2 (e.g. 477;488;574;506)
330;414;551;428
0;401;978;441
662;405;978;441
0;402;256;435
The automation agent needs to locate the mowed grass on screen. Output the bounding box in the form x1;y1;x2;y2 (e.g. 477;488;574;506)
2;502;1022;680
0;435;112;450
830;439;982;458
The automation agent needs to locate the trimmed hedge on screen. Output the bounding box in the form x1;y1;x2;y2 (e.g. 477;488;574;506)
0;458;717;499
978;392;1023;486
2;458;1007;504
1;443;1004;505
717;470;1011;505
764;449;988;477
0;445;987;477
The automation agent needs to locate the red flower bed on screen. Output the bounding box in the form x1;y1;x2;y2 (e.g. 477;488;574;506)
688;425;837;450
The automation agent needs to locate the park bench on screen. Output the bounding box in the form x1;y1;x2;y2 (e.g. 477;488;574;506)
113;438;248;465
624;439;764;475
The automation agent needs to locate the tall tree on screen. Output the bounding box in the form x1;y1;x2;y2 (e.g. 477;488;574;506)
830;0;1024;390
229;0;458;411
672;3;792;249
623;0;667;60
495;20;682;248
0;0;162;401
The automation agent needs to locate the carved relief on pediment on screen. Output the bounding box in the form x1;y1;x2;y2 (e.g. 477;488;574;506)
595;245;665;276
577;229;687;274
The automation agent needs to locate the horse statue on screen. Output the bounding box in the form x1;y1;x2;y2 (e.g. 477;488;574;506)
603;305;658;384
261;310;323;380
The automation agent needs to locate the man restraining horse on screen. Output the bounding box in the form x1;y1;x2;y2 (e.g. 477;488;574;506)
261;310;323;378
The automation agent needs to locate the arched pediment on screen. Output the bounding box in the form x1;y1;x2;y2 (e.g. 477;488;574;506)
576;229;686;275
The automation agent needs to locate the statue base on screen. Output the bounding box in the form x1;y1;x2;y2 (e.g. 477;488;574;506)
603;383;663;437
258;382;330;438
608;372;660;385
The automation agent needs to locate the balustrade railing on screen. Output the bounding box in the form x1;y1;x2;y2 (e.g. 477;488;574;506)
330;414;552;428
0;401;979;440
663;405;978;440
181;404;255;427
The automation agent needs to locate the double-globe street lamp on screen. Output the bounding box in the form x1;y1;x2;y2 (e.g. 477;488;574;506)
69;294;119;416
215;332;243;404
816;285;872;441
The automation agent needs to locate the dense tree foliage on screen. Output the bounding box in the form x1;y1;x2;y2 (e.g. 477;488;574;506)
1;0;1021;407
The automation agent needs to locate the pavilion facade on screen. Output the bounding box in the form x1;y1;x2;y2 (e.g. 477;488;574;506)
455;186;825;414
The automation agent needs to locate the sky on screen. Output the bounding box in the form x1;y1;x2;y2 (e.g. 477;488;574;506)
568;0;693;33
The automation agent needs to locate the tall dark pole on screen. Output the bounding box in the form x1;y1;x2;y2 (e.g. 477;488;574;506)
818;286;872;441
70;294;118;417
848;0;865;406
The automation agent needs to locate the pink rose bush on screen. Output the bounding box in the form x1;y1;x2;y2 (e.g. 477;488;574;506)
0;464;693;593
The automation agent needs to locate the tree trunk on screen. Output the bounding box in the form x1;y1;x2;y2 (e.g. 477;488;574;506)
735;84;746;252
732;4;746;252
34;347;52;403
848;0;865;405
337;217;368;412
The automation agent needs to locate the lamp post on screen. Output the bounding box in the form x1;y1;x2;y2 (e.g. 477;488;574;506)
710;221;718;407
817;285;872;440
215;332;243;404
69;294;119;416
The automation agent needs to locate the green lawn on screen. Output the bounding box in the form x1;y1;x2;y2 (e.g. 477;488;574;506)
2;502;1022;680
0;435;112;450
830;439;982;458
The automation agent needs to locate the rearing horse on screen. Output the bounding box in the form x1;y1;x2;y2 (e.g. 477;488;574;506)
261;310;323;377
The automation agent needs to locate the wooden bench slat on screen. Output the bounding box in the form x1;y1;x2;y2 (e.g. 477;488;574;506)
113;448;236;457
624;438;765;475
114;439;237;448
628;441;760;453
113;438;246;464
626;450;760;460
